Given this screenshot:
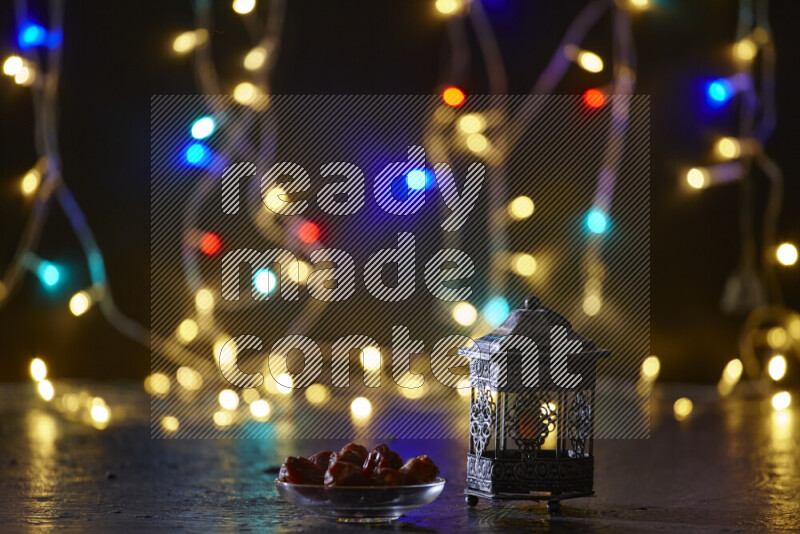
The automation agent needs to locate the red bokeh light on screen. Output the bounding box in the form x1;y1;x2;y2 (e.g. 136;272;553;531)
298;222;320;243
199;232;222;256
583;89;605;109
442;86;466;107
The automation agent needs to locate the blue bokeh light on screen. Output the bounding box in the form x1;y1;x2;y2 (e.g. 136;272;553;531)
406;169;428;191
586;209;609;234
18;22;47;49
37;262;60;287
254;269;276;294
484;296;510;327
46;28;63;49
185;142;210;166
707;79;733;106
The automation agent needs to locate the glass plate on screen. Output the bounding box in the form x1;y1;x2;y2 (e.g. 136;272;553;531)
274;478;446;522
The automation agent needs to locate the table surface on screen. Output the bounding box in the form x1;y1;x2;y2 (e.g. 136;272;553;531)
1;381;798;533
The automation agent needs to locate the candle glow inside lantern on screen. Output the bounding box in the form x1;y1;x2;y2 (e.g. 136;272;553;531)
460;296;609;512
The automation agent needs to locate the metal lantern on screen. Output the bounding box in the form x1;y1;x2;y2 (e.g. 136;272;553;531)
461;296;609;512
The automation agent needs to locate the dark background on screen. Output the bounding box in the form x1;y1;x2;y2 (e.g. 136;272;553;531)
1;0;798;383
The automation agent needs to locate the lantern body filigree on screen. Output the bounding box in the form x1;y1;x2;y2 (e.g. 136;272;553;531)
460;296;609;512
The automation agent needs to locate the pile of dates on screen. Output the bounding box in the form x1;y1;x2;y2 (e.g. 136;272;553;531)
278;442;439;487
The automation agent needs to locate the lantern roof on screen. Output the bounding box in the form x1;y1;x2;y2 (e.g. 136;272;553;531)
458;296;609;391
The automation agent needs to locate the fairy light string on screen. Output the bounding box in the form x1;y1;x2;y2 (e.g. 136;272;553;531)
2;0;796;429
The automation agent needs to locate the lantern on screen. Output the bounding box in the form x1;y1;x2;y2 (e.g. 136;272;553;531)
460;296;609;512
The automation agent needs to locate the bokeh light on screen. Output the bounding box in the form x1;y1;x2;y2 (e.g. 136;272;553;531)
255;269;277;294
768;355;787;381
232;0;256;14
583;88;605;108
641;355;660;381
176;318;199;343
511;253;537;276
776;243;798;266
466;133;489;153
21;170;40;196
243;46;268;70
200;232;222;256
458;113;485;134
442;86;465;107
195;288;214;313
452;302;478;326
69;291;92;316
30;358;47;382
673;397;693;421
508;196;534;220
250;399;270;419
177;366;203;390
37;379;54;401
219;389;240;410
772;391;791;411
191;117;215;139
350;397;372;419
586;209;609;234
577;51;604;73
298;221;320;243
3;56;23;76
305;384;330;405
483;296;510;327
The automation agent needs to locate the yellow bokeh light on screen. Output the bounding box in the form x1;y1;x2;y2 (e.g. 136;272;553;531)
641;355;660;381
250;399;270;419
767;327;787;349
305;383;330;404
350;397;372;419
263;186;288;213
458;113;485;134
21;170;40;196
465;133;489;153
398;372;425;399
219;389;240;410
176;366;203;391
673;397;693;421
361;346;382;371
452;302;478;326
14;66;33;86
30;358;47;382
768;355;787;381
457;378;472;397
3;55;23;76
772;391;791;411
69;291;92;317
286;260;311;284
233;82;257;104
91;404;110;423
144;373;170;396
583;295;602;316
776;243;798;266
733;38;757;61
243;46;268;70
275;372;294;394
213;336;237;364
172;30;207;54
435;0;462;15
629;0;649;9
716;137;740;159
723;358;743;383
242;388;260;404
195;289;214;313
790;316;800;339
686;167;709;189
511;253;537;276
214;411;233;427
508;196;534;220
176;318;199;343
38;379;54;401
232;0;256;14
577;51;604;73
161;416;180;433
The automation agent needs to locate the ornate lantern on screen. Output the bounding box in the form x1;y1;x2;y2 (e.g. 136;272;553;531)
461;296;609;512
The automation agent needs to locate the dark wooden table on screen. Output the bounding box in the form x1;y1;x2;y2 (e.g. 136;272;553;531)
1;381;797;532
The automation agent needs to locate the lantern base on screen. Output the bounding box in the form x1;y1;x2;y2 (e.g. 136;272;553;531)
463;488;593;513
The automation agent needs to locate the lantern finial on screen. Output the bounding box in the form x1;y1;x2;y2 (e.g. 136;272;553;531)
524;295;540;310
